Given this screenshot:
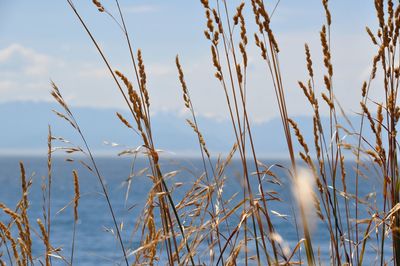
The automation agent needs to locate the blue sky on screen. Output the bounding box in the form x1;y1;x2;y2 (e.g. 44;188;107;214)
0;0;380;122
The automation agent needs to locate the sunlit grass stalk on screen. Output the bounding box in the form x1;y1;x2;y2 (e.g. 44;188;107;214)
46;125;52;266
65;1;195;264
219;1;282;262
175;55;228;263
50;81;129;265
70;170;80;265
201;0;283;263
251;0;317;263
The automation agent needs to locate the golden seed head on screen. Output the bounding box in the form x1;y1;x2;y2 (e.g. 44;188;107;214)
366;27;378;45
322;0;331;26
323;75;331;91
304;43;314;78
360;102;377;136
92;0;105;12
200;0;209;9
361;81;367;97
176;56;190;109
321;92;334;109
116;112;132;129
73;170;80;221
288;118;309;155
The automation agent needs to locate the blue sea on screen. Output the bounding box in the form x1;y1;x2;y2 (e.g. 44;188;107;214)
0;155;391;265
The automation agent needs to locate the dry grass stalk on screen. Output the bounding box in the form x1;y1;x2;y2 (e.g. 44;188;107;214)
0;222;21;265
72;170;80;221
186;119;210;158
46;126;52;247
320;26;333;77
322;0;331;26
304;44;314;78
37;219;50;266
175;56;190;109
19;162;32;262
92;0;104;12
50;81;130;265
3;0;400;265
116;112;133;129
366;26;379;45
137;50;150;109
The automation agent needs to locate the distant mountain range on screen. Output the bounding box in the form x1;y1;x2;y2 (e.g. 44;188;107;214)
0;101;368;157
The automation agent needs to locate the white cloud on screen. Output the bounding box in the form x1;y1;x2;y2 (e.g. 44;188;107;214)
0;43;52;76
0;80;16;92
0;26;381;124
78;67;108;79
0;44;64;102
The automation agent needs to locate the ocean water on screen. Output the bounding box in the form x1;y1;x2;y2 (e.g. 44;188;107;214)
0;155;391;265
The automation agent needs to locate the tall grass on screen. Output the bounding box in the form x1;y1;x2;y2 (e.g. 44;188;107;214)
1;0;400;265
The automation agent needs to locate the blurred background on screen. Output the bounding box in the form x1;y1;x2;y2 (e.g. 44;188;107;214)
0;0;378;156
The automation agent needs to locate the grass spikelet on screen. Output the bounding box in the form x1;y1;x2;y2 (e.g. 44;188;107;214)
313;116;321;160
254;33;267;59
92;0;105;12
70;170;80;265
288;118;309;155
233;3;245;26
116;112;133;129
225;244;242;266
205;9;214;35
360;102;377;135
366;26;378;45
50;81;71;115
212;9;223;34
298;81;313;104
361;81;367;97
175;56;190;108
322;0;331;26
17;238;28;263
375;103;384;157
211;45;222;80
255;1;279;52
236;64;243;85
186;119;210;157
200;0;209;8
321;92;334;109
304;43;314;78
375;0;385;29
235;2;248;67
365;149;382;166
323;75;331;91
320;25;333;76
115;70;133;92
137;50;150;108
0;204;21;221
19;162;32;262
72;170;80;221
0;222;21;265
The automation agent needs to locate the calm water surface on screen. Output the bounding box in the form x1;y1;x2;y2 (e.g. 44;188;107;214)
0;156;389;265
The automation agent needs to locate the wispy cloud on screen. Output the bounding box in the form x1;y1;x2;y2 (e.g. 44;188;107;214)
77;66;108;79
0;80;16;93
123;4;158;14
147;63;173;76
